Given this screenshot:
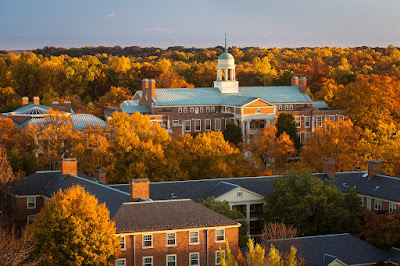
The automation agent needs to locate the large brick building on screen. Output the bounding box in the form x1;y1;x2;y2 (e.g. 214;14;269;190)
1;159;240;266
108;43;347;143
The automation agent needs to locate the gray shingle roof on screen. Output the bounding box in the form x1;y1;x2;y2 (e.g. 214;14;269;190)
113;199;239;233
262;233;389;265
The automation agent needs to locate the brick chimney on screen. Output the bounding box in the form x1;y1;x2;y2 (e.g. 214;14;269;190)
52;101;59;111
33;96;40;105
95;169;107;184
149;79;156;98
61;158;78;176
64;101;72;113
130;178;150;201
299;77;307;94
22;97;29;106
139;79;149;106
322;158;335;179
368;160;382;178
291;76;299;86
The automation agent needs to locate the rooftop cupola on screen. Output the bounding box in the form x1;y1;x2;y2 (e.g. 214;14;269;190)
214;34;239;93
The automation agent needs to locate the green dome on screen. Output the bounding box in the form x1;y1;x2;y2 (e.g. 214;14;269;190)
218;53;234;60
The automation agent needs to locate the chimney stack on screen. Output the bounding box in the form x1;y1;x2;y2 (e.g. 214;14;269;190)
52;101;59;111
130;178;150;201
368;160;382;178
64;101;72;113
323;158;336;179
61;158;77;176
139;79;149;105
33;96;40;105
95;169;107;184
299;77;307;94
291;76;299;86
149;79;156;98
22;97;29;106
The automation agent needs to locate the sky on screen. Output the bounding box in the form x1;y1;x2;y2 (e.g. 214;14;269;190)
1;0;400;50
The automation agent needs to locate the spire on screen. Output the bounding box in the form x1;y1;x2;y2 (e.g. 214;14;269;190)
224;33;227;53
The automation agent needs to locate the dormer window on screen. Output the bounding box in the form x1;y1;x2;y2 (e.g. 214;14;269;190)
237;190;243;199
256;109;261;114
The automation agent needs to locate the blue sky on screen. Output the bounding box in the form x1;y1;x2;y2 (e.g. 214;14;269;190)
1;0;400;50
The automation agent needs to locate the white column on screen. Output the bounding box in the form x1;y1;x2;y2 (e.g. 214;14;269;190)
246;204;251;236
241;121;245;139
225;69;228;81
246;120;251;144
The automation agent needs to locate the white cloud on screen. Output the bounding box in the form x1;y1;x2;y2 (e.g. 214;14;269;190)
105;12;116;18
149;26;168;32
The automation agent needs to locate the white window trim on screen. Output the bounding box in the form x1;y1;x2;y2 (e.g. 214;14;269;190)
215;229;225;243
278;105;282;111
189;252;200;266
284;105;288;110
389;203;397;212
216;250;225;265
178;108;182;113
189;231;200;245
215;119;221;131
143;256;153;266
142;234;153;249
115;258;126;266
166;232;177;247
190;107;194;113
27;197;36;209
200;107;204;113
211;107;215;112
329;115;335;122
316;116;322;127
295;116;301;128
185;120;191;132
183;107;187;113
166;254;177;266
360;196;364;207
367;198;372;211
195;119;201;132
290;104;293;110
305;116;311;128
374;199;382;211
173;120;179;125
120;236;126;251
206;107;210;112
205;119;211;131
27;215;36;225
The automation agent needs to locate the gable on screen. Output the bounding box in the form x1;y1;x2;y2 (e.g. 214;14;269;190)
244;99;272;107
217;187;264;203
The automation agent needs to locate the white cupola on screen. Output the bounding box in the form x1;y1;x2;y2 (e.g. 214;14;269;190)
214;35;239;93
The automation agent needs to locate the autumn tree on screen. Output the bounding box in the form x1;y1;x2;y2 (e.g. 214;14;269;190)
95;86;133;116
275;113;301;151
264;171;362;235
0;117;22;152
0;87;21;113
223;122;243;146
249;126;296;174
31;185;120;265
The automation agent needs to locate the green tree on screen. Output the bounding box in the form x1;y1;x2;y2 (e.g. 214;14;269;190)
31;185;120;265
223;122;243;146
275;113;301;150
198;197;248;247
264;171;362;235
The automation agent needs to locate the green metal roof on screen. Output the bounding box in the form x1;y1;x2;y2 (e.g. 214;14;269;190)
120;105;150;114
312;101;330;109
151;86;313;106
218;53;234;60
13;104;52;113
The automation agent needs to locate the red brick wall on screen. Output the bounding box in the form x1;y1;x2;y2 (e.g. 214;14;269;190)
117;226;239;266
130;179;150;200
13;196;45;228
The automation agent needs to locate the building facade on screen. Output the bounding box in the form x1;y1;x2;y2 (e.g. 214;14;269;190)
110;44;347;143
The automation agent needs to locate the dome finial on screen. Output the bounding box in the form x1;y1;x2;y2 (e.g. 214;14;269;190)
224;33;227;53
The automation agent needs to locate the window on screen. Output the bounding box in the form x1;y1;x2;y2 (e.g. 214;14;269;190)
360;197;364;207
200;107;204;113
189;231;199;245
390;203;397;212
27;197;36;209
166;255;176;266
297;132;301;143
215;229;225;242
166;233;176;246
278;105;282;111
115;259;126;266
195;107;199;114
119;236;126;250
316;116;322;127
290;105;293;110
284;105;288;110
205;119;211;131
190;107;194;113
206;107;210;112
216;250;225;265
173;120;179;125
215;119;221;131
367;198;372;211
183;107;187;113
143;257;153;266
143;235;153;248
185;120;191;132
195;119;201;131
305;116;310;128
338;115;344;124
374;199;382;210
237;190;243;199
27;215;35;225
304;132;310;141
211;107;215;112
178;108;182;113
295;116;301;128
190;253;200;266
329;115;335;122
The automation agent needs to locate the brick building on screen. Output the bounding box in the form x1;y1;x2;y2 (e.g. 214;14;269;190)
108;43;347;143
1;159;240;266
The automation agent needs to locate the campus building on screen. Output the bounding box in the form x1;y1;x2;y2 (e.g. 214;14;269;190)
110;43;347;143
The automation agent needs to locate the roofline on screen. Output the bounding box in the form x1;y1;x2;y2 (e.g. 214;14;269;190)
122;199;192;205
66;174;131;196
116;223;241;234
265;233;351;242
